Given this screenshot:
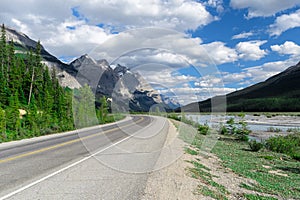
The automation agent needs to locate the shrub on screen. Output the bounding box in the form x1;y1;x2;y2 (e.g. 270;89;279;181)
248;140;264;152
266;133;300;160
267;127;282;132
219;125;228;135
238;134;249;142
40;128;53;135
198;123;209;135
291;150;300;161
287;128;300;133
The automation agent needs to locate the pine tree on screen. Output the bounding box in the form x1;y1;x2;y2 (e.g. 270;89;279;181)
73;84;97;128
6;91;21;135
98;96;108;123
0;106;6;141
0;24;8;106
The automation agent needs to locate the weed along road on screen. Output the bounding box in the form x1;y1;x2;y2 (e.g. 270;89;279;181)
0;115;170;200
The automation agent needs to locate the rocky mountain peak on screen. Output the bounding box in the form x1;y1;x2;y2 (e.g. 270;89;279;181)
5;27;37;49
114;64;128;77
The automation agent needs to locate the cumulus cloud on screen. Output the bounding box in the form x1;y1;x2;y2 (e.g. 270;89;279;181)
232;31;254;39
222;72;250;84
243;59;297;83
159;86;235;104
236;40;267;61
269;9;300;36
78;0;215;32
230;0;300;18
271;41;300;56
201;42;238;65
204;0;224;13
0;0;218;59
91;28;238;68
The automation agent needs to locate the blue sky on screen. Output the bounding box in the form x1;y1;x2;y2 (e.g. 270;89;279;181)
1;0;300;104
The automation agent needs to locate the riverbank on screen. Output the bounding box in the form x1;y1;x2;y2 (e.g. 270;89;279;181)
169;115;300;200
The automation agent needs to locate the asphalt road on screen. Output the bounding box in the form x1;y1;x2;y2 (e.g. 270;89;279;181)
0;115;170;199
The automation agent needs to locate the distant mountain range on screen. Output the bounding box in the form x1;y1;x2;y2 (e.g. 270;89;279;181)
182;61;300;112
5;27;179;112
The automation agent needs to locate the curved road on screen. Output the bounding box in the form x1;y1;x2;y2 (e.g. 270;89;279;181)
0;115;170;200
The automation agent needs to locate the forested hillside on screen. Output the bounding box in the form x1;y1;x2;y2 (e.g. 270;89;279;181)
0;25;74;142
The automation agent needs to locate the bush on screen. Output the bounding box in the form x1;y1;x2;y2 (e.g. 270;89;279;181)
219;125;228;135
266;133;300;160
267;127;282;132
287;128;300;133
238;134;249;142
248;140;264;152
198;124;209;135
40;128;53;135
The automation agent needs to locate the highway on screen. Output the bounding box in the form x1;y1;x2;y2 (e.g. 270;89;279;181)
0;115;170;199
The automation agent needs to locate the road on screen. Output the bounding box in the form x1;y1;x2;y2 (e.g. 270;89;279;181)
0;115;170;200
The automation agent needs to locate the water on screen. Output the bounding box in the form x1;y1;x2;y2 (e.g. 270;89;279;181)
187;114;300;132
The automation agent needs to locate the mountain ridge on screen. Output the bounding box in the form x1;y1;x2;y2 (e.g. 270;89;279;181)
5;26;179;112
182;61;300;112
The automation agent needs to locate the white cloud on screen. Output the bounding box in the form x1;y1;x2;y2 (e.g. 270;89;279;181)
139;68;198;88
243;59;297;83
271;41;300;56
232;31;254;39
195;75;223;87
222;72;250;83
74;0;215;32
269;9;300;36
201;42;238;65
236;40;267;61
43;20;112;57
0;0;218;59
230;0;300;18
11;18;31;35
91;29;238;68
204;0;224;13
161;86;235;104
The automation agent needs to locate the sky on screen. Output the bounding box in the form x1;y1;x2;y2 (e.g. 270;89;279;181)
1;0;300;105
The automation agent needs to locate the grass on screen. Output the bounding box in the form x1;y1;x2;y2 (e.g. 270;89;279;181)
243;194;278;200
212;136;300;199
171;115;300;199
187;159;229;200
185;147;198;155
197;185;228;200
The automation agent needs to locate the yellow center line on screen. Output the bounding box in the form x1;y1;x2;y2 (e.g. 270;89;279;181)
0;117;145;164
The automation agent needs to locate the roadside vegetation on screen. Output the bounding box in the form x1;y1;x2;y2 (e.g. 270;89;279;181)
168;112;300;200
0;25;124;143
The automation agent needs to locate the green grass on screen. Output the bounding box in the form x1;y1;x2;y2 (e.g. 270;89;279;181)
172;114;300;199
197;185;228;200
100;113;126;124
187;159;229;200
212;137;300;199
185;147;198;155
243;194;278;200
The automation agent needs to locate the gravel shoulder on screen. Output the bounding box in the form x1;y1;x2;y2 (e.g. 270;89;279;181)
142;119;202;200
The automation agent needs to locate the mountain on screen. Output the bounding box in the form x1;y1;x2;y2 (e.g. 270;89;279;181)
69;54;176;112
5;26;179;112
5;27;81;89
182;61;300;112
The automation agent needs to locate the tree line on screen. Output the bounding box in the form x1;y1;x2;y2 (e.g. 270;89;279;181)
0;24;110;142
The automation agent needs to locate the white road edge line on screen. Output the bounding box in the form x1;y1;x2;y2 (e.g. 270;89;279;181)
0;123;141;200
